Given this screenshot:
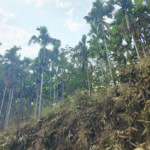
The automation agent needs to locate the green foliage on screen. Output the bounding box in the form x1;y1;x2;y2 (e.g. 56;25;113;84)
0;0;150;139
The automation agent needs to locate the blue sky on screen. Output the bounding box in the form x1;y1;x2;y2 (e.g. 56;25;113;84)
0;0;94;58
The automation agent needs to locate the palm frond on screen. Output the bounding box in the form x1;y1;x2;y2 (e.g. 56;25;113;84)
28;35;39;45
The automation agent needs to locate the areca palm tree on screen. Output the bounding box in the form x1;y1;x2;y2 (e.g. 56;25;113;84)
29;57;41;118
84;0;114;83
3;46;21;131
114;0;141;59
16;57;32;125
88;24;109;86
50;40;61;103
133;0;150;57
29;26;57;117
74;35;90;93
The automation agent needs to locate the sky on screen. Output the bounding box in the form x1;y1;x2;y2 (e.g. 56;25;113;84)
0;0;94;58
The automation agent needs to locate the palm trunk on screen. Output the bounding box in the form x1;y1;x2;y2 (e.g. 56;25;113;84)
49;77;52;105
4;88;14;131
34;90;39;118
54;83;56;103
141;43;146;58
27;98;31;121
0;86;7;116
17;85;23;127
87;66;91;95
102;28;113;83
39;68;44;117
99;57;105;83
125;12;141;59
62;81;65;100
56;85;59;103
49;87;52;106
132;33;140;59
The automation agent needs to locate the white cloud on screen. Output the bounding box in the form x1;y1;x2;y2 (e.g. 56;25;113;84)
66;8;84;32
22;0;95;8
24;0;50;7
66;8;74;16
23;0;72;8
55;0;71;8
0;9;14;23
0;24;39;58
0;9;38;58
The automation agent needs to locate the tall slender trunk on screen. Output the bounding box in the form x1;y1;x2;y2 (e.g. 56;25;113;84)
49;77;52;105
99;57;105;83
0;86;7;116
34;90;39;118
56;85;59;103
132;33;140;59
87;66;91;95
125;11;141;59
102;27;114;83
39;68;44;117
54;83;56;103
4;88;14;131
49;87;52;106
141;42;146;58
17;85;23;127
27;98;32;121
62;81;64;100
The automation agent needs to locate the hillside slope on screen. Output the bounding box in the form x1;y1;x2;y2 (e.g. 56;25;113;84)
1;58;150;150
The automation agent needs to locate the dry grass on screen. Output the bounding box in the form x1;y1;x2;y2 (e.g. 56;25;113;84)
1;57;150;150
